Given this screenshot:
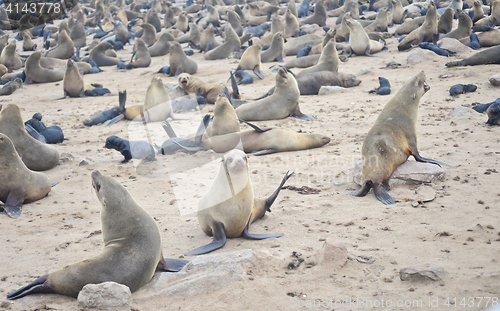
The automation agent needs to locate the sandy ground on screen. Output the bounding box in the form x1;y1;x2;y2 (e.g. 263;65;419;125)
0;7;499;311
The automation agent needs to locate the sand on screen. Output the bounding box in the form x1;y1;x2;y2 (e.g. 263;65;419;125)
0;9;499;311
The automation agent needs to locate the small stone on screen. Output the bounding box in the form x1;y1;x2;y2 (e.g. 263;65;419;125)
400;263;448;282
318;86;353;95
77;282;131;310
448;106;476;120
313;237;347;268
489;74;500;86
79;159;89;166
464;70;476;77
60;152;74;163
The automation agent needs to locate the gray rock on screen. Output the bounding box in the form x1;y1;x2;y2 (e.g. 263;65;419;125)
448;106;475;120
318;86;353;95
489;74;500;86
400;263;448;282
165;83;189;99
172;97;199;113
300;24;320;33
437;38;472;54
313;237;348;268
135;249;256;301
406;49;435;65
464;70;476;77
77;282;131;310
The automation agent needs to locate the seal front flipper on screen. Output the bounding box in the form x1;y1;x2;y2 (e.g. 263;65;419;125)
241;215;283;240
292;112;315;120
7;275;51;300
4;186;25;218
185;221;227;256
248;149;274;156
253;66;264;79
373;183;397;205
25;124;47;143
157;257;190;272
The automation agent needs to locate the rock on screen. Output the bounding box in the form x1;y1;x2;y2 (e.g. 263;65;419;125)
358;68;372;75
353;160;444;187
79;159;89;166
406;49;435;65
300;24;320;34
400;263;448;282
313;237;347;268
448;106;475;120
318;86;353;95
464;70;476;77
165;83;189;99
437;38;472;54
489;74;500;86
60;152;74;163
135;249;257;300
77;282;131;310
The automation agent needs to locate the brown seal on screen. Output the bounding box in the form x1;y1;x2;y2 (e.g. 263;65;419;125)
397;1;438;51
285;9;300;37
0;104;59;171
205;91;240;138
300;0;327;26
178;73;227;104
45;29;75;59
204;23;241;60
296;38;339;77
22;31;37;51
112;20;130;44
139;23;157;45
186;150;291;255
142;75;174;122
392;0;405;24
0;133;51;218
475;0;500;25
70;19;87;48
472;0;485;23
445;45;500;67
346;18;385;56
441;9;472;39
148;32;174;57
236;67;312;120
352;71;446;204
394;16;425;35
459;28;500;47
0;78;23;96
25;51;65;84
438;7;454;34
89;42;121;66
63;59;85;97
235;43;264;79
0;41;23;72
7;170;188;299
200;24;220;52
364;7;390;32
127;38;151;69
173;12;189;32
261;32;285;63
169;41;197;75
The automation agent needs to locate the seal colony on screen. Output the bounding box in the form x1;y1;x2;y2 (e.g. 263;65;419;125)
1;0;498;308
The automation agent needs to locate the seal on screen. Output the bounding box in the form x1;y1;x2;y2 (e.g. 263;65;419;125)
486;102;500;125
139;23;157;45
394;16;425;35
471;0;485;23
25;113;64;144
459;28;500;47
364;7;390;32
45;29;75;59
474;0;500;26
0;78;23;96
299;0;327;26
199;24;220;52
70;19;87;48
104;136;156;164
235;43;264;79
445;45;500;67
112;20;130;45
398;1;438;51
441;9;472;39
63;59;85;97
285;9;300;37
351;71;447;205
438;7;454;34
142;75;174;122
22;31;36;51
0;104;59;171
178;73;228;104
127;38;151;69
25;51;65;84
186;150;292;255
0;133;51;218
261;32;285;63
346;18;385;56
0;41;22;72
204;23;241;60
205;90;240;138
296;38;339;77
236;67;312;121
148;32;174;57
169;41;197;75
392;0;405;24
89;42;121;67
7;170;188;299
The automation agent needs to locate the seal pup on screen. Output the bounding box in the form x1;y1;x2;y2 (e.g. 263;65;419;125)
7;170;188;299
351;72;447;205
235;43;264;79
0;78;23;96
296;38;339;77
486;103;500;125
186;150;292;255
0;104;59;171
397;1;438;51
346;19;385;56
445;45;500;67
261;32;285;63
127;38;151;69
0;134;51;218
22;31;36;51
169;41;197;76
204;23;241;60
104;136;156;163
89;42;121;66
236;67;313;121
148;32;174;57
441;9;472;40
45;29;75;59
25;51;65;84
24;113;64;144
0;41;22;72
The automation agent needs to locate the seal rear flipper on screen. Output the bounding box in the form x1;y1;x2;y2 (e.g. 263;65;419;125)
248;149;274;156
373;183;396;205
4;188;25;218
411;152;451;167
185;222;227;256
349;180;372;197
25;124;47;143
250;171;294;223
242;215;283;240
162;121;178;138
106;114;125;126
157;257;190;272
7;275;50;300
118;90;127;113
253;66;264;79
228;72;240;99
292;111;315;120
238;119;270;133
194;114;211;145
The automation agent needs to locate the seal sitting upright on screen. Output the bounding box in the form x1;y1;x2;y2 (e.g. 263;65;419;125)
351;71;448;205
186;150;293;255
7;170;189;299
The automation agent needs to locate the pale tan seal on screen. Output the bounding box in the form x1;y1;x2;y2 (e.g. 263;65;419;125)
0;78;23;96
0;41;22;72
261;32;285;63
148;33;174;57
22;31;36;51
7;170;188;299
70;19;87;48
0;104;59;171
392;0;405;24
204;23;240;60
441;9;472;40
236;67;312;120
475;0;500;25
352;71;447;204
205;91;240;138
139;23;157;45
285;9;300;37
142;75;174;122
169;41;197;75
363;7;390;32
186;149;291;255
296;38;339;77
200;24;220;52
472;0;485;23
45;29;75;59
398;1;438;51
63;59;85;97
89;42;121;66
236;43;264;78
127;38;151;69
178;73;228;104
173;12;189;32
346;18;385;55
0;134;51;218
25;51;65;84
300;0;327;26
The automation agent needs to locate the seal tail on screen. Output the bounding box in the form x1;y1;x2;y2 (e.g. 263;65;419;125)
7;275;51;300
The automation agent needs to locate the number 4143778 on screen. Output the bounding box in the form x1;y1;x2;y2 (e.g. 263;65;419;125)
444;297;498;308
5;2;62;15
